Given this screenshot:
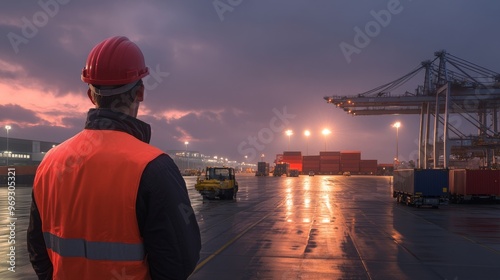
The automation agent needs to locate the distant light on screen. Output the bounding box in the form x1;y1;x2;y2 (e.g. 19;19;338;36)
304;130;311;137
393;122;401;128
322;128;331;136
184;141;189;145
5;125;11;131
285;130;293;136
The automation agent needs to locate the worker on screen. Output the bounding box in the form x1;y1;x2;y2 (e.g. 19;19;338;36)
27;36;201;279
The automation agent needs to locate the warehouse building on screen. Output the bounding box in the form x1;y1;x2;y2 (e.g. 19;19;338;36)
0;136;59;166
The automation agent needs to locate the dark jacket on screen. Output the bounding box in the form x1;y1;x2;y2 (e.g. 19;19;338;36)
27;108;201;279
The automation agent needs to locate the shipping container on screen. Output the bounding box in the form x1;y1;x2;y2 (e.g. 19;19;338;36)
303;163;320;168
283;151;302;157
319;163;340;174
359;160;378;174
320;159;340;164
303;156;321;161
341;159;360;164
303;165;320;170
255;162;269;176
288;162;302;172
319;151;340;156
341;151;361;161
393;169;449;207
320;155;340;160
282;152;302;168
341;160;360;173
449;169;500;202
360;160;378;167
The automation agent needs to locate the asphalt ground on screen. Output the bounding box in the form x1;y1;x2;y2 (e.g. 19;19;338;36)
1;174;499;279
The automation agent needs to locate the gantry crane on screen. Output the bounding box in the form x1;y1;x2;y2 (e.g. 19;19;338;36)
324;50;500;169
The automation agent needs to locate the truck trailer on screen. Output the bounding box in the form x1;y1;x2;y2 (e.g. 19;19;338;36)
273;163;290;177
393;169;449;208
255;162;269;176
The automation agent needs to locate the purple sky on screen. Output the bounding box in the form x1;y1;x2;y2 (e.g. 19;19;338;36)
1;0;499;164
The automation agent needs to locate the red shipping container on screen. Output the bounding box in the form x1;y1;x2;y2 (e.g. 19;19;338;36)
319;151;340;156
341;163;360;172
320;156;341;161
341;159;360;169
360;160;377;167
341;151;361;161
320;163;340;173
283;151;302;157
450;169;500;196
288;162;302;172
303;156;320;161
465;170;500;196
320;159;340;164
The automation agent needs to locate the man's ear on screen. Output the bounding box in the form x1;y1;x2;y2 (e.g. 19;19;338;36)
87;89;96;105
136;84;145;102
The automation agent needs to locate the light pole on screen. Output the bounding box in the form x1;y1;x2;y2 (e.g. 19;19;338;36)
392;122;401;167
304;130;310;155
184;141;189;169
322;128;331;151
285;130;293;151
5;125;11;166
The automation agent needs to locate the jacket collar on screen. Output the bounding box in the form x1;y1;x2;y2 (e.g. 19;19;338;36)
84;108;152;143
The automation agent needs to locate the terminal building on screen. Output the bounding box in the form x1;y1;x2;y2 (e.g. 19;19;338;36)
0;136;255;183
0;136;60;167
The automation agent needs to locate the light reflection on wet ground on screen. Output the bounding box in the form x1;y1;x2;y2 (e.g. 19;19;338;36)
1;175;500;279
188;174;500;280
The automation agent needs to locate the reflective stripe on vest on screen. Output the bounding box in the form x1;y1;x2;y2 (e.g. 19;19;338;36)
43;232;145;261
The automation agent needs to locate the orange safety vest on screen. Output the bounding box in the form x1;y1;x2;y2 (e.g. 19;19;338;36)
34;129;163;279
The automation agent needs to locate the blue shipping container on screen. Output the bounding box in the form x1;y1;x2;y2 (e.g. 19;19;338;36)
394;169;449;197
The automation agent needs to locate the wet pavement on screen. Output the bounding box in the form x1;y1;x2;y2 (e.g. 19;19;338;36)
188;174;500;280
1;174;499;279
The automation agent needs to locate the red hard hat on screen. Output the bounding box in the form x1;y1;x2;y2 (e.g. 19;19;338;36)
81;36;149;85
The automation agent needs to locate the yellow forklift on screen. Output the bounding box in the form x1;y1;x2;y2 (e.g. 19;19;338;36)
195;167;238;199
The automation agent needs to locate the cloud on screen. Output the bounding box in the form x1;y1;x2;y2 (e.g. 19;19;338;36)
0;104;40;125
1;0;500;163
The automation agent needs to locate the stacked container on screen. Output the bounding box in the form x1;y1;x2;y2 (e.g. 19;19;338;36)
340;151;361;173
283;151;302;172
319;151;340;174
302;156;320;174
360;160;378;174
256;162;269;176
